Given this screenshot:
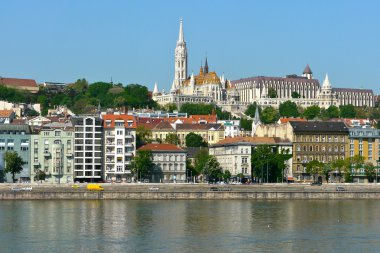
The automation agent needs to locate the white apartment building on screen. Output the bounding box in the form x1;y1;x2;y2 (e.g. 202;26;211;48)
102;113;136;182
71;116;103;182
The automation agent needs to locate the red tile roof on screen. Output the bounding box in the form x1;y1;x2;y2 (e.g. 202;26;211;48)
102;114;136;128
215;136;278;145
138;143;184;152
0;110;14;118
152;121;175;131
136;118;163;130
279;117;306;124
0;77;37;88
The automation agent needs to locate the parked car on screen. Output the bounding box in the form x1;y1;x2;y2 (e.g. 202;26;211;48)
336;186;346;191
310;181;322;186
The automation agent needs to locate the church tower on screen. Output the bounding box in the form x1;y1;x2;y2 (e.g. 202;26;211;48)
174;18;188;88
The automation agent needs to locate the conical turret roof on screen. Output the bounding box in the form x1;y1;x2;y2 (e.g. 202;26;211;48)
303;64;312;74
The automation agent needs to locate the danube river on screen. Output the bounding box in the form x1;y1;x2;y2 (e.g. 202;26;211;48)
1;200;380;253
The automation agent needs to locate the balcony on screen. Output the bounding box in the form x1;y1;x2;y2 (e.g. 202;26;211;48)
106;142;115;146
125;152;133;157
125;143;134;148
33;162;40;167
43;151;50;157
125;134;133;139
66;152;73;157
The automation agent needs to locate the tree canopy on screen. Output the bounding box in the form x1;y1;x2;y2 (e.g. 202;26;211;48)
131;150;154;180
303;105;321;120
245;103;259;118
194;148;210;177
164;133;180;146
268;87;277;98
185;132;207;147
339;104;356;118
260;106;280;124
279;101;299;118
4;151;25;183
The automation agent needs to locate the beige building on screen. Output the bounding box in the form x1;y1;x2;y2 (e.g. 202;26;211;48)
209;137;292;181
138;143;186;183
151;122;225;147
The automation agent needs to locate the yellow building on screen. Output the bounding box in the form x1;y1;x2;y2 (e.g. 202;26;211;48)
349;128;380;183
151;122;224;146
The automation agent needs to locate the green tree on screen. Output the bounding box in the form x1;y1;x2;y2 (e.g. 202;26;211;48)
364;162;376;183
164;133;180;145
331;159;346;183
324;105;340;119
4;151;25;183
260;106;280;124
244;103;259;118
185;132;207;147
339;104;356;118
194;148;210;177
303;105;321;120
291;91;301;98
322;164;332;183
240;118;253;131
251;145;272;183
344;155;365;182
354;107;368;119
223;170;232;182
203;156;223;182
132;150;154;180
136;126;152;148
306;160;324;182
34;169;46;183
268;87;277;98
279;101;300;118
164;103;178;112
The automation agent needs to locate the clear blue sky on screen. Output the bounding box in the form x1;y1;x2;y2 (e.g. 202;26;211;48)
1;0;379;94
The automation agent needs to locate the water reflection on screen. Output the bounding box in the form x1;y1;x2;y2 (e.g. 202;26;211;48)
0;200;380;253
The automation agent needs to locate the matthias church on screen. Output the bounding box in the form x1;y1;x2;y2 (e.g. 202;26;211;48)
152;19;376;112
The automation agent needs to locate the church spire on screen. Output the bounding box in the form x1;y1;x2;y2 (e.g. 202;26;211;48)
322;73;331;89
153;82;159;95
178;17;184;43
204;57;209;74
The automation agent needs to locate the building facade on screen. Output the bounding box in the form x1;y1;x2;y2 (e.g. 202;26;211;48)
102;114;136;182
348;127;380;183
138;143;187;183
290;121;349;182
30;122;74;183
0;125;31;183
209;137;292;181
71;116;103;182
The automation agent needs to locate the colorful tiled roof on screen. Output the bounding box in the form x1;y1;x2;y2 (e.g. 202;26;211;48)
102;114;136;128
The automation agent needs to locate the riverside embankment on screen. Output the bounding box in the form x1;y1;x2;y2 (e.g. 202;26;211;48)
2;183;380;200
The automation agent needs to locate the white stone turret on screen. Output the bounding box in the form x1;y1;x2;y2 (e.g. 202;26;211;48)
174;18;187;88
170;80;177;94
251;106;261;137
261;85;267;98
190;72;195;93
153;82;159;95
322;73;331;89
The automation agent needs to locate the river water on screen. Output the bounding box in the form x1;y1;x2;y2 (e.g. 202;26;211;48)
1;200;380;253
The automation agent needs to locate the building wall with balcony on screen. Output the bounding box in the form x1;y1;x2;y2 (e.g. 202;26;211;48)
0;124;31;183
348;128;380;183
30;126;74;183
71;116;103;182
102;114;136;182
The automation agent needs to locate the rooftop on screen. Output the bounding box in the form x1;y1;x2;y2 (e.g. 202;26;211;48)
138;143;185;152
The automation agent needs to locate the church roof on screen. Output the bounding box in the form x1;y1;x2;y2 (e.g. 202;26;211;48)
231;75;320;87
182;62;222;86
332;87;374;94
303;64;312;74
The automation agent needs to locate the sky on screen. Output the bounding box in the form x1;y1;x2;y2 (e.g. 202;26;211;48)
1;0;380;94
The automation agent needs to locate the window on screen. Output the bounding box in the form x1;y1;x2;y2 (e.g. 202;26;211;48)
117;165;123;172
55;131;61;137
296;145;301;151
117;148;123;154
44;132;50;136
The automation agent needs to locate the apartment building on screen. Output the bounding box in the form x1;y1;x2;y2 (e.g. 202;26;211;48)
291;121;349;182
0;125;31;183
71;116;103;182
102;114;136;182
138;143;186;183
30;122;74;183
348;127;380;183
